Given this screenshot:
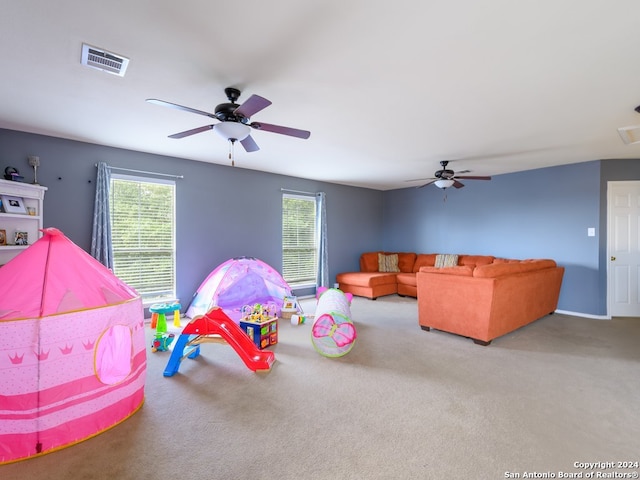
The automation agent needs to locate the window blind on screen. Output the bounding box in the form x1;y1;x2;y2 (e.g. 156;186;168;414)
282;194;317;286
110;176;176;303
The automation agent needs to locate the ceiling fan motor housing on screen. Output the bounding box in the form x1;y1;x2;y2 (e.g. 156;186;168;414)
214;87;249;123
214;102;247;123
435;169;455;179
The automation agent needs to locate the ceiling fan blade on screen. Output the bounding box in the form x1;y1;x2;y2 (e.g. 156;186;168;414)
250;121;311;139
455;175;492;180
146;98;216;119
168;125;214;139
234;94;272;119
240;135;260;152
417;180;436;189
453;180;465;189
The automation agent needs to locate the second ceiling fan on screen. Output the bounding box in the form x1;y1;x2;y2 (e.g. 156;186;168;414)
147;87;311;153
415;161;491;189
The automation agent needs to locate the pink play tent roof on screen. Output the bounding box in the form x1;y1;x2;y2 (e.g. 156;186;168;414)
0;227;138;320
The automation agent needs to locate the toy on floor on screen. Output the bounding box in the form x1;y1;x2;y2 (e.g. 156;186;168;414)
311;288;356;357
290;314;306;325
280;294;301;320
163;307;275;377
152;332;175;352
241;302;277;323
239;302;279;349
149;302;181;352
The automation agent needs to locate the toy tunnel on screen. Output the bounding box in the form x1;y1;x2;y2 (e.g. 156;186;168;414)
311;288;356;357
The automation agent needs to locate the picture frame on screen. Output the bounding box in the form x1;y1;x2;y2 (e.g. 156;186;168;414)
0;195;27;214
14;231;28;246
0;229;6;246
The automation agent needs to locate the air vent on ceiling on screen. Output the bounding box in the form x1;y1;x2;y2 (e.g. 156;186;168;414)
81;43;129;77
617;126;640;145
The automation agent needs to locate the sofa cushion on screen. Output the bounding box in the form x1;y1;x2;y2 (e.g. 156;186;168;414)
395;252;417;273
413;254;437;272
492;258;519;264
360;252;383;272
396;272;417;286
419;265;475;276
378;253;400;272
337;271;397;287
458;255;495;267
473;259;557;278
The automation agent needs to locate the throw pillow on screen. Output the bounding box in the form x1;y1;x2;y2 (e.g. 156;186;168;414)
378;253;400;272
434;253;459;268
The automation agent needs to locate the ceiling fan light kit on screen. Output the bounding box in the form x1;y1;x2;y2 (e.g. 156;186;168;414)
146;87;310;162
215;122;250;141
434;179;455;189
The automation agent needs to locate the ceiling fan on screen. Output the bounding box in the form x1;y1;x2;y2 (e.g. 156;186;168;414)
413;161;492;189
146;87;311;154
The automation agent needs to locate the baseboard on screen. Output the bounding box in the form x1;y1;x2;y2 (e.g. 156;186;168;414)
554;309;611;320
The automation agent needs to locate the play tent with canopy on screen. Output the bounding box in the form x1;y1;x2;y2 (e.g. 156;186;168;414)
0;228;146;464
186;256;292;321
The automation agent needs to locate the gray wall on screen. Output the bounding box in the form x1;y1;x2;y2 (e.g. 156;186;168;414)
0;129;383;306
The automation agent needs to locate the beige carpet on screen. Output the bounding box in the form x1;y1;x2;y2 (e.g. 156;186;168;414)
2;295;639;479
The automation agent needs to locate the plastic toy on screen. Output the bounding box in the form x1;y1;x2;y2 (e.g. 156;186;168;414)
311;288;357;357
149;302;181;353
163;307;275;377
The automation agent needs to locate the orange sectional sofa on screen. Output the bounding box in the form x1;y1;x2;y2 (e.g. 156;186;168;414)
336;251;496;299
336;251;564;345
416;258;564;345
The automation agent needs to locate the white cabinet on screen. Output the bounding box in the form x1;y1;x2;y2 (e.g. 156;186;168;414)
0;178;47;266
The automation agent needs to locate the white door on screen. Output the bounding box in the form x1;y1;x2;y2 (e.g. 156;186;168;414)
608;181;640;317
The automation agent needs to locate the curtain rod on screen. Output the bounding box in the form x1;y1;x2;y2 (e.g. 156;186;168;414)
281;188;316;196
95;164;184;179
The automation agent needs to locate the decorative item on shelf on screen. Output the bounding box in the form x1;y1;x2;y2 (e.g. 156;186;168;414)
14;231;28;246
0;229;6;246
3;166;24;182
27;207;36;216
0;195;27;214
27;156;40;185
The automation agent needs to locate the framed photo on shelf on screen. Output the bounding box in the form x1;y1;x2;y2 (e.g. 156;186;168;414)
14;231;28;246
0;229;6;246
0;195;27;214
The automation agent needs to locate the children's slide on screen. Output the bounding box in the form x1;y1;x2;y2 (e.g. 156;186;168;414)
164;307;275;377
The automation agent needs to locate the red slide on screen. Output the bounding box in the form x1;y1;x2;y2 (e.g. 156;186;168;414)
181;307;275;372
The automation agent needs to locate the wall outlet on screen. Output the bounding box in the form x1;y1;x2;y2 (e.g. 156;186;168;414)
587;227;595;237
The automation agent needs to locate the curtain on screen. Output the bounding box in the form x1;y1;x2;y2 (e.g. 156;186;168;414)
316;192;329;288
90;162;113;269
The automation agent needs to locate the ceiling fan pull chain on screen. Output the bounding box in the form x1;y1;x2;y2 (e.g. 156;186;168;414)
229;139;235;166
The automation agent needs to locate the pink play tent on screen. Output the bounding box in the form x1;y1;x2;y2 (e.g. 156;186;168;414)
0;228;146;464
186;256;292;321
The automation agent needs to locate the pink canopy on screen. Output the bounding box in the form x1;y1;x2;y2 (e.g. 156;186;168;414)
0;228;145;464
0;228;138;320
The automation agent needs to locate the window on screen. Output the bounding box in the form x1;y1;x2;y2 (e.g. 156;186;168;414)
282;194;317;287
110;174;176;304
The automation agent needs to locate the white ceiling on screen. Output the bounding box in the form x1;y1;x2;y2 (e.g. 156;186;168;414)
3;1;640;190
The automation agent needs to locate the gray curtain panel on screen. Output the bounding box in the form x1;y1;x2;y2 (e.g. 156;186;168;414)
316;192;328;288
90;162;113;269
